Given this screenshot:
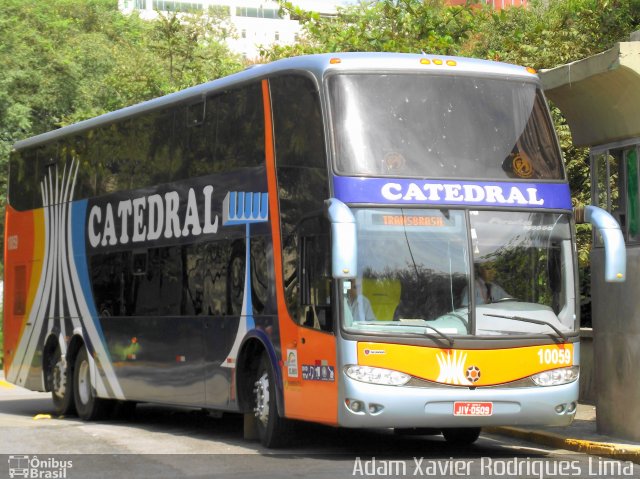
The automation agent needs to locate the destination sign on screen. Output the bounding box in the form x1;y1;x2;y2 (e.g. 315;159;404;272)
333;177;572;210
372;214;447;227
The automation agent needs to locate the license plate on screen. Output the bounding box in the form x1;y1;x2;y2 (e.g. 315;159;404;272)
453;401;493;416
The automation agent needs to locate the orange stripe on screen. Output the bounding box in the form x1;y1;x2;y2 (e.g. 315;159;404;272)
262;80;294;337
3;205;38;376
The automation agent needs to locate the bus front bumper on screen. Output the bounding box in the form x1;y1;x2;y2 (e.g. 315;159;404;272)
338;378;578;429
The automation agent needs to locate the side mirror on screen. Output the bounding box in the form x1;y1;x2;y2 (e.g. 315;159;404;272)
576;205;626;282
324;198;357;279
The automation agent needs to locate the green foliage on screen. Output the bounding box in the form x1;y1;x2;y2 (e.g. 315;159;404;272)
149;8;240;92
465;0;640;69
262;0;478;60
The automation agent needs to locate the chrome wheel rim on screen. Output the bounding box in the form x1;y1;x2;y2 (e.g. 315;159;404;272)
254;371;270;427
52;357;67;398
77;359;91;405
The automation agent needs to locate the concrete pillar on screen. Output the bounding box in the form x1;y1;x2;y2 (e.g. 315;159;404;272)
591;248;640;441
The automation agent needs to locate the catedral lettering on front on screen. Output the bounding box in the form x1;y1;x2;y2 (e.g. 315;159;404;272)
3;53;626;448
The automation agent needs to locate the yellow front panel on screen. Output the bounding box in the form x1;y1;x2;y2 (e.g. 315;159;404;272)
358;342;574;386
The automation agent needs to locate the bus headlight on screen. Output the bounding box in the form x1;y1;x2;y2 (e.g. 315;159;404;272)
531;366;579;386
345;365;410;386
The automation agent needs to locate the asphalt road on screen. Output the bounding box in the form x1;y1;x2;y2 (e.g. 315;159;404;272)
1;378;639;479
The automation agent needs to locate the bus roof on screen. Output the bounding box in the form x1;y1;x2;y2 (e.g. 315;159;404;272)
13;52;537;151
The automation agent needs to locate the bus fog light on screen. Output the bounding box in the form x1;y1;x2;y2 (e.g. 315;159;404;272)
532;366;579;386
346;398;365;413
566;402;577;414
555;404;566;414
368;403;384;414
345;365;410;386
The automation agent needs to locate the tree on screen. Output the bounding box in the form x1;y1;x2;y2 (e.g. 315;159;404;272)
149;8;242;92
261;0;477;60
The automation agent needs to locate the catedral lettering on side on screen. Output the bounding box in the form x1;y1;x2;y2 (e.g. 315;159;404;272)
380;182;545;205
87;185;219;247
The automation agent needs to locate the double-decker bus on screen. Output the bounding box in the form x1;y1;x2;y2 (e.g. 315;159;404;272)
3;53;625;448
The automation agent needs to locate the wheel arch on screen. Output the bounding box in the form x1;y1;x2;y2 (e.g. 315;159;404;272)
236;330;284;417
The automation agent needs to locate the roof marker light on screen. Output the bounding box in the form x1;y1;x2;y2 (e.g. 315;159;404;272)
433;59;443;65
330;58;342;65
446;60;457;67
420;58;431;65
526;67;537;74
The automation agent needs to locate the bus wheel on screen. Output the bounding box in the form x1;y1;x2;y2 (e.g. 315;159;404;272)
48;345;75;416
253;353;290;448
442;427;481;446
73;346;111;421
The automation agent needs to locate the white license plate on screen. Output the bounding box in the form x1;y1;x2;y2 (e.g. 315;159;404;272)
453;401;493;416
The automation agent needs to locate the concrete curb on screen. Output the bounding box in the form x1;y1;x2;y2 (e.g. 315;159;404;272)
486;427;640;464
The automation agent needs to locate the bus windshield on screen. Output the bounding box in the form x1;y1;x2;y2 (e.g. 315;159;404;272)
342;209;577;338
329;73;563;180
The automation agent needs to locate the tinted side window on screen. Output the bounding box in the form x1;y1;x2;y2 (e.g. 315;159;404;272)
91;251;132;317
208;83;265;172
8;149;38;211
91;241;269;318
11;82;265;208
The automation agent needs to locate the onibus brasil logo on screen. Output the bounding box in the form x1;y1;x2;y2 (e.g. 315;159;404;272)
8;455;72;478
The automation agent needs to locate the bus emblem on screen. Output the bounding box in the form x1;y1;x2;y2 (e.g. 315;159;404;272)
511;153;534;178
466;365;481;383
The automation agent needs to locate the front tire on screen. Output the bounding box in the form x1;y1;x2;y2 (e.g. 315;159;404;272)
442;427;481;446
73;346;111;420
253;353;292;448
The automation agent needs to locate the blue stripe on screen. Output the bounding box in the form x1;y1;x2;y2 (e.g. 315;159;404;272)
71;200;106;346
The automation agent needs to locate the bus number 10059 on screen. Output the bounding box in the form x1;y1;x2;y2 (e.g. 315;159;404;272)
537;348;571;365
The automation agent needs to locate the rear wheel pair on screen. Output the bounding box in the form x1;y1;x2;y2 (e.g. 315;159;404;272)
50;344;111;420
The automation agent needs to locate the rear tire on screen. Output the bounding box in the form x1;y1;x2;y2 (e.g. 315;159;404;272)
48;345;75;416
442;427;481;446
73;346;112;421
394;427;440;436
253;352;292;448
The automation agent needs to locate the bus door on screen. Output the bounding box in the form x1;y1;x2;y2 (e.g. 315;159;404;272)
281;215;338;424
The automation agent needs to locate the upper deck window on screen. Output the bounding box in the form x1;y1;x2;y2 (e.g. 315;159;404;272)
329;73;564;181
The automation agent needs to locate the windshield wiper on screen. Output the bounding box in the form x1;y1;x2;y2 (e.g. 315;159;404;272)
424;324;455;347
377;320;455;347
484;313;568;342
